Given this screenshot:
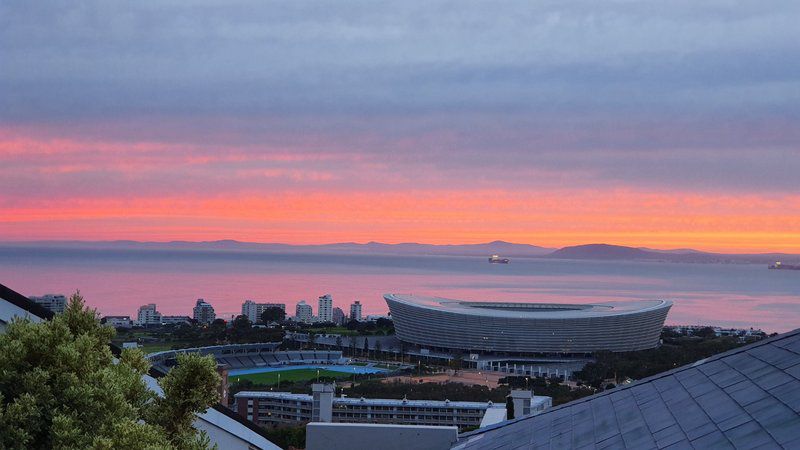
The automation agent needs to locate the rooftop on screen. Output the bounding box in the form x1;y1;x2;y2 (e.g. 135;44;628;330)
385;294;671;319
454;328;800;449
235;391;516;410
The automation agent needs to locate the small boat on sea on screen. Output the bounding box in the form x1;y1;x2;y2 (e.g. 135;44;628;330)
488;254;510;264
769;262;800;270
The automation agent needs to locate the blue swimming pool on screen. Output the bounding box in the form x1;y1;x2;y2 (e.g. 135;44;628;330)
228;364;388;376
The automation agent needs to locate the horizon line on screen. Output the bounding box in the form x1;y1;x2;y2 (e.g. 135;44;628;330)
1;238;798;256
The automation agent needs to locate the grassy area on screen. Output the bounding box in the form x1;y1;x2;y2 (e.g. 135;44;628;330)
350;362;368;366
231;368;356;385
373;364;396;370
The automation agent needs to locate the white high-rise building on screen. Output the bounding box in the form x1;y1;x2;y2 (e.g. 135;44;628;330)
241;300;286;323
295;301;313;323
29;294;67;314
349;301;362;321
317;294;333;323
137;304;162;326
193;299;216;324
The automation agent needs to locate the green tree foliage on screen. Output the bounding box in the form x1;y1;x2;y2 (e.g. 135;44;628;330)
263;425;305;449
260;307;285;324
0;292;220;450
229;315;252;343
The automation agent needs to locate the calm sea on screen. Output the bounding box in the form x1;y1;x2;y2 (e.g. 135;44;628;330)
1;246;799;332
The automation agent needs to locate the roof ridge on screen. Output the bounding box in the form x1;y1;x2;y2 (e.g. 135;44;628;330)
0;282;56;320
460;328;800;439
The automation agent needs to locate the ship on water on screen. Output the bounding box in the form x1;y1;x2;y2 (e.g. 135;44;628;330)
488;254;510;264
769;262;800;270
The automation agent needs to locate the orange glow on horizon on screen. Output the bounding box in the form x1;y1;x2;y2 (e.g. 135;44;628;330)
1;190;799;254
2;129;799;254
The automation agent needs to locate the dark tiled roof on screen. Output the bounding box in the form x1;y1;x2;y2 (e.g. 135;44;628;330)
454;329;800;449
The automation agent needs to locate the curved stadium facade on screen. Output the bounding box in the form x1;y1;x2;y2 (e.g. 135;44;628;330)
384;294;672;354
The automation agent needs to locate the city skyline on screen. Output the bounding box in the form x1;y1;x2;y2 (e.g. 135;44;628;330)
2;1;799;253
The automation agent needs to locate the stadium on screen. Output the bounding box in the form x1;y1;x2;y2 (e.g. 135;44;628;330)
384;294;672;354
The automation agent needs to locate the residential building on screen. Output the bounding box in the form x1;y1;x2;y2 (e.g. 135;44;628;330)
349;301;362;321
161;315;191;325
137;304;162;326
242;300;286;323
332;307;345;325
193;299;216;324
318;294;333;323
29;294;67;314
234;386;544;431
295;301;313;323
101;315;133;328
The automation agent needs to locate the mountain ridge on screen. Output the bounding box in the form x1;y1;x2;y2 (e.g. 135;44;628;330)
1;240;798;263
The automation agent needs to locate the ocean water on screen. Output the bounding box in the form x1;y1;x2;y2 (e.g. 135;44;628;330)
1;246;799;332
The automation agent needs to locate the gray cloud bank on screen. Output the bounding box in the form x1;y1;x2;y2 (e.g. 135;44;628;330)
2;0;799;194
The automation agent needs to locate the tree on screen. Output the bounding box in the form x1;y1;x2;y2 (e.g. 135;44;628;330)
0;292;220;450
695;327;718;339
449;354;464;374
229;315;252;343
374;340;382;358
363;337;370;358
260;307;285;324
335;336;343;350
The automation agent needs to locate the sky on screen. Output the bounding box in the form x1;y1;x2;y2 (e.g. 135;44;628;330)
1;1;799;253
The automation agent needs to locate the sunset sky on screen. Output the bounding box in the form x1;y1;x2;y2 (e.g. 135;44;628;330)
2;1;799;253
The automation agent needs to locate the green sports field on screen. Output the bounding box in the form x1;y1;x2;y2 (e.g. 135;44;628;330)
231;368;356;385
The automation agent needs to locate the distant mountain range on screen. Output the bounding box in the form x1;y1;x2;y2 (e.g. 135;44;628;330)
2;240;798;264
546;243;800;264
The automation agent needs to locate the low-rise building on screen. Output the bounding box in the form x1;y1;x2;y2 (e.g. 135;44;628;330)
193;299;216;324
102;315;134;328
161;315;191;325
235;386;548;431
29;294;67;314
